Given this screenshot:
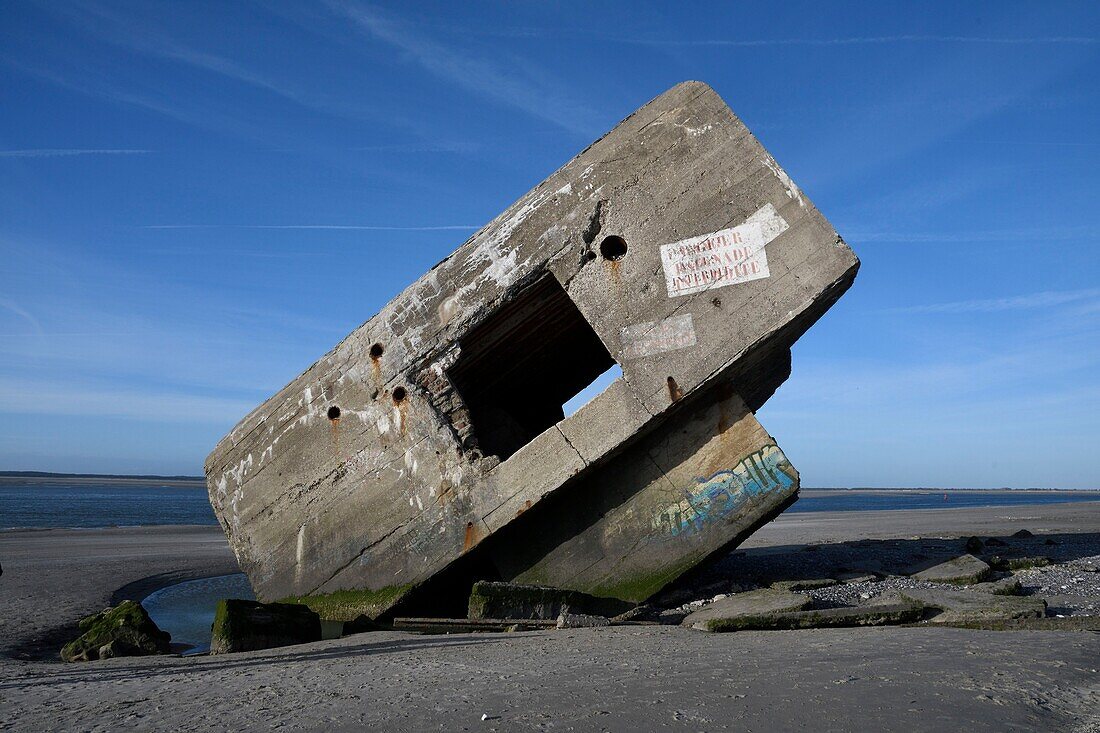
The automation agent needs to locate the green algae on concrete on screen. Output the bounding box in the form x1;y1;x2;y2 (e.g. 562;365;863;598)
210;599;321;654
61;600;171;662
277;585;414;622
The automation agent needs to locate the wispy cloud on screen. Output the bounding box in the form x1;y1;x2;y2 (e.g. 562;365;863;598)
45;2;326;111
329;1;604;136
0;299;44;334
0;148;154;158
138;224;478;231
888;289;1100;315
628;35;1099;47
4;56;269;141
0;379;254;423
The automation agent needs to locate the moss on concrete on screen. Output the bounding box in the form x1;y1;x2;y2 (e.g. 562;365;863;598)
277;585;414;622
587;553;704;604
468;581;629;621
210;599;321;654
1006;556;1050;571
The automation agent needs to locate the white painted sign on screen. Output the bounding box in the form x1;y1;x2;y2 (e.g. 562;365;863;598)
660;204;788;297
620;314;697;359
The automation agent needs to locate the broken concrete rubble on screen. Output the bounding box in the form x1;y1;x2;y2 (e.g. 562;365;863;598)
886;588;1046;625
205;81;859;620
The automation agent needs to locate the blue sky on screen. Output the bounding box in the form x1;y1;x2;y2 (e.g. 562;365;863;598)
0;1;1097;487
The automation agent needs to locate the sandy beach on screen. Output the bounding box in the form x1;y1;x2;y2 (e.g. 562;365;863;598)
1;502;1098;731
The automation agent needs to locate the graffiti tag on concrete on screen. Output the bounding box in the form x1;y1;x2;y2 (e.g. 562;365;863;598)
620;313;697;359
652;444;796;537
660;204;788;297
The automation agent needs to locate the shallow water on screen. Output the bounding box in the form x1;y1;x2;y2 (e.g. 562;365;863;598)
143;573;254;654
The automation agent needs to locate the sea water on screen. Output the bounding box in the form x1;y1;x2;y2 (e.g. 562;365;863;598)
0;478;216;529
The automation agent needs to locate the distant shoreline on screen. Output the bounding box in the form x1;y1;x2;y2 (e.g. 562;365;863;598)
0;475;205;488
0;471;204;481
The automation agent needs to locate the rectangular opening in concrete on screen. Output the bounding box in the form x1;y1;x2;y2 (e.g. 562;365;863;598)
447;275;616;461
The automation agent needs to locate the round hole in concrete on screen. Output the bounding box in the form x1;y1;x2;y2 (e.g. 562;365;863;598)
584;250;597;261
599;235;627;261
327;406;341;420
392;386;407;404
369;343;384;359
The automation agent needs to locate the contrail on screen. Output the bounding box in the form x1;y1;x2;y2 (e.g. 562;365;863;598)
0;149;155;158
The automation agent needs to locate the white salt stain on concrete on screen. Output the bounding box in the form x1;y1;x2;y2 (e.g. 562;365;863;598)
761;156;805;208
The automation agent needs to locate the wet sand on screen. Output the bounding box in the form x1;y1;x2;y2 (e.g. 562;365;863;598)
1;502;1098;731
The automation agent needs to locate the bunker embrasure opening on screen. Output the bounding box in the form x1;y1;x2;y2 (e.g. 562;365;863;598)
447;276;616;461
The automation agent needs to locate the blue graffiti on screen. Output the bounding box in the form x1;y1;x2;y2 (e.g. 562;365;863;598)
652;445;796;538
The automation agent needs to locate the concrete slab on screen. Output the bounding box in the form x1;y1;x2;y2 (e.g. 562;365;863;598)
911;555;991;585
701;603;923;633
888;588;1047;624
682;588;811;630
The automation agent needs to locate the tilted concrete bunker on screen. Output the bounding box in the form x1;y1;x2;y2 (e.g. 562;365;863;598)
205;81;859;620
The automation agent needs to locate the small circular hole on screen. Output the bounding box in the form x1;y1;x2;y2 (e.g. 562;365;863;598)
392;386;407;403
327;406;341;420
584;250;597;261
599;235;627;261
369;343;384;359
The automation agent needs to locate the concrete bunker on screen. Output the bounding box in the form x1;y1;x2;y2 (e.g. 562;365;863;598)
205;81;860;622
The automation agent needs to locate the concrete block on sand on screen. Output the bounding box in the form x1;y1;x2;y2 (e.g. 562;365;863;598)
888;588;1046;624
210;599;322;654
911;554;991;585
698;602;922;633
61;600;171;662
682;588;812;630
468;581;627;621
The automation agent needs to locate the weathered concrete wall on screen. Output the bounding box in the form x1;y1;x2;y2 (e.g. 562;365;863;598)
488;385;799;602
204;80;859;617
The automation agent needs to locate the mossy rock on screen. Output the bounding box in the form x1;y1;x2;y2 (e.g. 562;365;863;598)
61;600;171;662
210;599;321;654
